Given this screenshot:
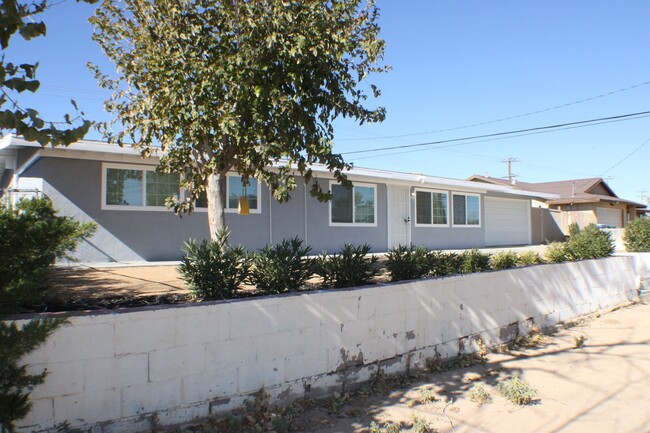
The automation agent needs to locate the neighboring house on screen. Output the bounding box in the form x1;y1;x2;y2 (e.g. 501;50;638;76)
0;135;558;262
467;175;646;236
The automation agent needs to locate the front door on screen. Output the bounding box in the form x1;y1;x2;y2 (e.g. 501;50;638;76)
387;185;411;249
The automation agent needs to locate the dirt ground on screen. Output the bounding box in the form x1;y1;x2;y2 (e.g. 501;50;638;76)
286;301;650;433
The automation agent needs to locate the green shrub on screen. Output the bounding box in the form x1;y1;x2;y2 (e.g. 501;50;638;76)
429;251;463;276
489;251;519;270
460;248;491;274
249;237;313;294
566;224;614;260
624;218;650;252
498;377;538;405
517;251;544;266
385;245;431;281
0;197;96;310
545;242;569;263
316;244;378;288
179;230;251;300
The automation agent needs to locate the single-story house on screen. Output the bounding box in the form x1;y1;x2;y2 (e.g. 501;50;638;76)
0;135;558;262
467;175;646;236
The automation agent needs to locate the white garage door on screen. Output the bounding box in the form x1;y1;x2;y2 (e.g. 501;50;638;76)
484;197;531;246
596;207;622;228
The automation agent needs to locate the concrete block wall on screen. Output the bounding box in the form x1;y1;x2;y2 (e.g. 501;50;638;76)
13;254;650;432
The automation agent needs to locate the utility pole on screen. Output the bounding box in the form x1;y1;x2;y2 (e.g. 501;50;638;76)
501;157;519;182
638;189;648;203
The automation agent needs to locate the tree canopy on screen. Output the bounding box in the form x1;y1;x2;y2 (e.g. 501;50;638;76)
0;0;93;146
90;0;388;237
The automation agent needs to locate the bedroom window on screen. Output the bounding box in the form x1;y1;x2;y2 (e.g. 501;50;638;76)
194;175;261;213
330;183;376;226
103;164;180;210
452;193;480;226
415;190;448;226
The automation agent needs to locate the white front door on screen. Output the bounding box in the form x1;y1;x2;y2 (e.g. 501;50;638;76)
387;185;411;249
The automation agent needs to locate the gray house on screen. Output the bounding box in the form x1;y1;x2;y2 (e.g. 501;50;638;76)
0;135;557;262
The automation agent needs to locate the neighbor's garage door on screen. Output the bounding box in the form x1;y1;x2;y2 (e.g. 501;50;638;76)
596;207;622;228
484;197;531;246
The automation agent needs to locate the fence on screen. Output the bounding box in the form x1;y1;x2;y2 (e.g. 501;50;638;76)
12;254;650;432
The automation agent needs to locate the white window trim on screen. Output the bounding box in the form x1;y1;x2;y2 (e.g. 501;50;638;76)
224;175;262;214
191;173;263;214
328;181;378;227
451;192;482;228
414;188;450;227
101;162;180;211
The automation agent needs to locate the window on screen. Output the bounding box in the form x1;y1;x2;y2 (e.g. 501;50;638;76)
103;164;179;210
194;175;261;213
415;190;448;226
227;176;259;213
330;182;376;226
452;193;480;226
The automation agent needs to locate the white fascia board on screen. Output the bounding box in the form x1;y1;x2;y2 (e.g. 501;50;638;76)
5;135;558;200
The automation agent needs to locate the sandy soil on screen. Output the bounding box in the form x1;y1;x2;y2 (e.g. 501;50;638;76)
46;266;189;299
289;301;650;433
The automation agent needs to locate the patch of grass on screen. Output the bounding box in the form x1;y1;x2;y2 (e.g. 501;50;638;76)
416;387;438;405
467;383;492;406
368;421;402;433
574;335;586;348
410;415;435;433
498;377;538;405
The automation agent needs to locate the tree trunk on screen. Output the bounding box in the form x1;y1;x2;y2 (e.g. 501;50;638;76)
207;172;227;239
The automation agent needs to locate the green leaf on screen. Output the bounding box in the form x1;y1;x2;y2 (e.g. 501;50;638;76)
19;22;47;40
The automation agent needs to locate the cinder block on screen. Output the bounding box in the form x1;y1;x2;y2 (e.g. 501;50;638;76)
182;369;237;404
174;308;229;346
84;354;149;392
38;322;115;363
120;379;183;418
284;349;329;382
205;338;257;370
374;290;405;317
156;402;210;426
53;389;121;425
28;359;84;399
238;357;285;394
228;303;279;339
16;397;54;431
149;345;206;382
277;296;322;331
114;313;176;355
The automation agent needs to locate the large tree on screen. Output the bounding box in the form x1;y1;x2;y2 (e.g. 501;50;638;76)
90;0;387;238
0;0;93;145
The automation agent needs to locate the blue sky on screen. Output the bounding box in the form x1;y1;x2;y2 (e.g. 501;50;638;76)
6;0;650;202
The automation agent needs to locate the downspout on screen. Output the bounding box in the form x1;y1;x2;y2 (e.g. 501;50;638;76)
14;149;42;183
269;187;273;245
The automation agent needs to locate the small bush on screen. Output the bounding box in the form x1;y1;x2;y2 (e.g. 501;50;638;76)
489;251;519;270
179;230;251;300
566;224;614;260
624;218;650;252
316;243;378;288
0;197;96;310
517;251;544;266
498;377;538;405
467;383;492;406
545;242;569;263
386;245;431;281
460;249;491;274
430;251;463;276
249;237;313;294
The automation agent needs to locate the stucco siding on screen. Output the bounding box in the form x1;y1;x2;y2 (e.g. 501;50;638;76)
305;182;389;253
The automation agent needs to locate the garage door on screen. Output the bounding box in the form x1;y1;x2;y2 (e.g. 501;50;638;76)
484;197;531;246
596;207;622;228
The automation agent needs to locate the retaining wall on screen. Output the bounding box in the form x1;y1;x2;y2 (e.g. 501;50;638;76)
14;254;650;432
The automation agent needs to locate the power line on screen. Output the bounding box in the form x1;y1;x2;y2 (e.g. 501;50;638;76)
342;110;650;156
338;79;650;142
